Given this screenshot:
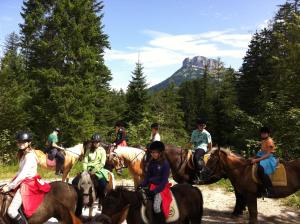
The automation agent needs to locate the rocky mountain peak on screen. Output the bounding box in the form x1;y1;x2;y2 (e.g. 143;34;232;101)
182;56;218;70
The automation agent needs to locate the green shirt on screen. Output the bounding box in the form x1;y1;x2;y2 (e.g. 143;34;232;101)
191;129;212;152
48;133;58;145
83;146;109;181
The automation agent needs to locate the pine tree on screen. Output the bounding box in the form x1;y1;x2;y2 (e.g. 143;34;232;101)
19;0;111;145
125;61;148;125
0;32;30;155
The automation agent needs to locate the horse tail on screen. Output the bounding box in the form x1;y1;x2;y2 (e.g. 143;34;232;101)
70;211;82;224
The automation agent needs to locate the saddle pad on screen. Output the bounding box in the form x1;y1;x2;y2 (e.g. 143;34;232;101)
252;163;287;187
141;191;179;223
46;157;56;167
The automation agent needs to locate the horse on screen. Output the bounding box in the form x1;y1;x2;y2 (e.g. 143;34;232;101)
203;149;300;224
106;146;145;187
0;181;81;224
106;144;206;186
101;184;203;224
34;143;86;182
74;171;115;218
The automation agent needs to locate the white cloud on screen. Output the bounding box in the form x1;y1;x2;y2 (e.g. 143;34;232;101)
258;19;271;30
105;29;252;69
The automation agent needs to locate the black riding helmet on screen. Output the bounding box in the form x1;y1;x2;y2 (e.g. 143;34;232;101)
149;141;165;152
16;131;32;142
54;128;61;133
115;121;125;128
196;118;207;125
91;133;101;142
260;127;270;134
151;123;159;129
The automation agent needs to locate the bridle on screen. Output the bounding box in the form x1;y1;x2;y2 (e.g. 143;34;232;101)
205;150;252;180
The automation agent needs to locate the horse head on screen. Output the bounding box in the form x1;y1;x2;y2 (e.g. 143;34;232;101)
102;187;134;223
78;171;96;207
203;149;228;182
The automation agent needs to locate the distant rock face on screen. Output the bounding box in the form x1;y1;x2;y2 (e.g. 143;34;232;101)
149;56;220;92
182;56;218;70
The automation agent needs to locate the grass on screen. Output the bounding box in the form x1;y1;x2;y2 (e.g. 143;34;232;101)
284;191;300;208
0;161;131;181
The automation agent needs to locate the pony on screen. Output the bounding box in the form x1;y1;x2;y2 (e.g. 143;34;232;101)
107;146;145;187
102;184;203;224
75;171;115;218
0;181;81;224
34;143;86;182
204;149;300;224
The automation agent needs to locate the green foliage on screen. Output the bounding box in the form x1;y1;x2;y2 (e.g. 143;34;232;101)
19;0;111;146
126;62;148;125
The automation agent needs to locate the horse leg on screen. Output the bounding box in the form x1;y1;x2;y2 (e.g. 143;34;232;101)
246;193;258;224
232;189;246;216
89;206;93;218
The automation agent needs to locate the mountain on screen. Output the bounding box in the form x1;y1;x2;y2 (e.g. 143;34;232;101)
149;56;219;91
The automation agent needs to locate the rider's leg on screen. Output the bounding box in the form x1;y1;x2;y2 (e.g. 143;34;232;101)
55;151;65;175
193;148;206;171
48;148;57;160
257;164;274;197
7;189;26;224
153;193;166;224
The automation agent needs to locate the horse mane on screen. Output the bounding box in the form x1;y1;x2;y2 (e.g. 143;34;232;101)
66;143;84;157
114;147;145;161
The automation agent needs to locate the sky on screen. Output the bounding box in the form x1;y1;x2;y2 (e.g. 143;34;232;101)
0;0;287;89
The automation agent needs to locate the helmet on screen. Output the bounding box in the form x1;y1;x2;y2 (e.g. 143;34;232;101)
16;131;32;142
115;121;125;127
149;141;165;152
54;128;61;133
91;133;101;142
260;127;270;134
151;123;159;129
196;118;207;125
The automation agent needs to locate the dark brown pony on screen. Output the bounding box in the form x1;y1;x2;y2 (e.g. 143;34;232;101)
102;184;203;224
204;149;300;224
0;181;81;224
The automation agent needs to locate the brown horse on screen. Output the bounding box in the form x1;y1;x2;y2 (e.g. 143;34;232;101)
0;181;81;224
34;143;86;182
204;149;300;224
101;184;203;224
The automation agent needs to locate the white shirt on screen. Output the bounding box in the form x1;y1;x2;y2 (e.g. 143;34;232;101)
8;151;38;190
151;133;161;142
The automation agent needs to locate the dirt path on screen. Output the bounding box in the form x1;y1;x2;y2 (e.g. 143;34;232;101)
199;185;299;224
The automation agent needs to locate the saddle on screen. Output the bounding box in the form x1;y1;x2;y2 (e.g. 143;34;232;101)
0;192;27;222
252;163;287;186
186;150;210;170
140;191;179;223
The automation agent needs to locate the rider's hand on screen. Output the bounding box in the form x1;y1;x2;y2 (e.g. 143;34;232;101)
1;185;10;193
251;159;259;164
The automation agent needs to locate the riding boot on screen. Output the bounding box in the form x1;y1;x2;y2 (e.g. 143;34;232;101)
55;160;63;176
153;211;166;224
257;164;274;197
11;214;27;224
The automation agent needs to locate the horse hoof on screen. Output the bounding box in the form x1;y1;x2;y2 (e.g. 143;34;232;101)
231;212;242;218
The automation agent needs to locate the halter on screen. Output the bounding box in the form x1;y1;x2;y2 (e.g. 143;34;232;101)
110;147;145;171
206;150;252;180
